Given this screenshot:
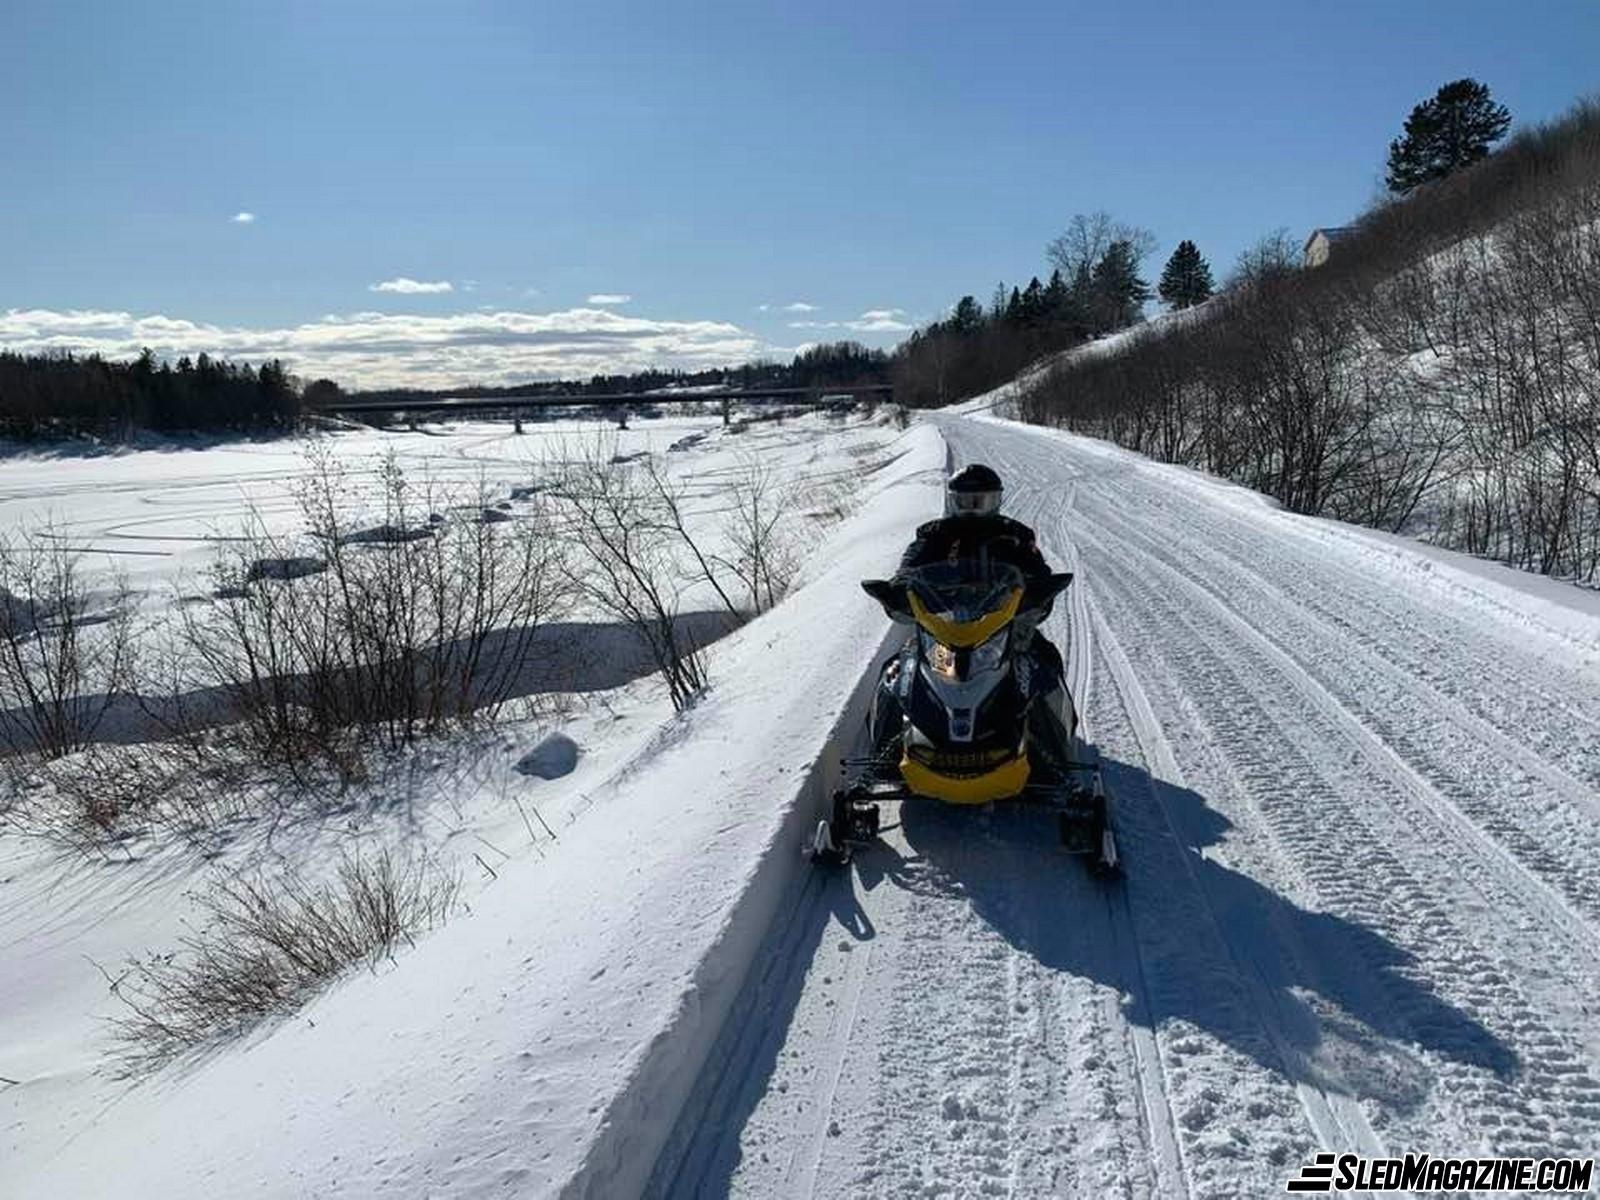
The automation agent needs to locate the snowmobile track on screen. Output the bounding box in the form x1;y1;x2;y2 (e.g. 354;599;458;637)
1080;492;1600;945
1073;520;1600;1164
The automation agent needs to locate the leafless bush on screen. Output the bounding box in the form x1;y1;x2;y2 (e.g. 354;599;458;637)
106;848;459;1074
176;449;569;777
718;457;799;614
0;531;137;759
553;444;712;711
1227;227;1301;290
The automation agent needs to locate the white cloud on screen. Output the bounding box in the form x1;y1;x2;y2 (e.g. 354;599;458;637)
786;307;914;334
231;212;256;224
782;301;819;313
0;306;762;390
586;293;632;305
370;277;454;295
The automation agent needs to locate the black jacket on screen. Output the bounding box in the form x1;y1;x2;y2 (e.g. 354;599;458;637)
895;513;1051;582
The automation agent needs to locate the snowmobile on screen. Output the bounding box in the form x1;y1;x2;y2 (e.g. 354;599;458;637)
809;560;1119;874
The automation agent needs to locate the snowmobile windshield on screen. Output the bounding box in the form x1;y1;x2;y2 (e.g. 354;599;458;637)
903;561;1025;648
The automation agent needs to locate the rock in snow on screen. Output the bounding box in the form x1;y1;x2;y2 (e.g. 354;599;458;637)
516;732;581;779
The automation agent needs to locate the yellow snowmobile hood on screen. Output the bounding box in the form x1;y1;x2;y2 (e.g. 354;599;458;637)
907;585;1023;649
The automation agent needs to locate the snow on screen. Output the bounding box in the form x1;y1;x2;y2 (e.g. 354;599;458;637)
943;305;1212;421
1;415;946;1197
9;395;1600;1199
647;409;1600;1198
0;413;779;598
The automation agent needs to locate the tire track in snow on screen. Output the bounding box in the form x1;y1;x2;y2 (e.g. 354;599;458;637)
1074;525;1600;1162
1032;462;1190;1200
947;413;1600;1170
985;435;1363;1196
1088;591;1385;1157
1079;490;1600;944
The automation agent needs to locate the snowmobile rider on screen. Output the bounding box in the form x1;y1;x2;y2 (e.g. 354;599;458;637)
893;463;1079;761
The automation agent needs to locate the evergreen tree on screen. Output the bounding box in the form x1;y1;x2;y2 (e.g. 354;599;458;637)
1090;241;1150;332
1005;286;1023;323
1386;78;1511;195
1158;240;1214;310
1043;268;1069;319
1066;263;1095;335
950;295;984;336
990;282;1009;322
1019;276;1046;324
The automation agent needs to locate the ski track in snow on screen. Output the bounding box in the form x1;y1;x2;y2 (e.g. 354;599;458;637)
646;413;1600;1199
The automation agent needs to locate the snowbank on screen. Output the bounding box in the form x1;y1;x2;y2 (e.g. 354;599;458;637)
11;425;945;1198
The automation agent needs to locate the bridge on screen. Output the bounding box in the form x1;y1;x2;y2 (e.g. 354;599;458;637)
312;384;896;428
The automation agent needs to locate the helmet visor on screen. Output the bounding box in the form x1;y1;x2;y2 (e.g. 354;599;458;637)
947;488;1001;517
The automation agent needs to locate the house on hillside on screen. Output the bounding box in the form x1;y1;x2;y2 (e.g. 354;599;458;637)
1303;226;1355;268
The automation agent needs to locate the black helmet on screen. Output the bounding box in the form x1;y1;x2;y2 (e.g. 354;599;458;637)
946;463;1003;517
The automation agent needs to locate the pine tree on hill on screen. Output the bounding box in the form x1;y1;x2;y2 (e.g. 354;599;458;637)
1019;276;1046;324
991;282;1009;321
1158;240;1214;310
1386;78;1511;195
950;295;983;336
1067;263;1095;335
1043;268;1069;319
1090;241;1150;333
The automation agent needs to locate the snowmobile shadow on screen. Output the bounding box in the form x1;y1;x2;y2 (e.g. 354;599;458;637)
894;758;1518;1098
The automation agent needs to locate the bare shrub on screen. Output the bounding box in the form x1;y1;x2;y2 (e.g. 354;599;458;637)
553;443;712;711
0;531;137;759
718;457;799;613
106;847;459;1074
176;448;569;777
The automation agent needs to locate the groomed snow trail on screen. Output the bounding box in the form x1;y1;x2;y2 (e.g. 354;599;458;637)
646;413;1600;1199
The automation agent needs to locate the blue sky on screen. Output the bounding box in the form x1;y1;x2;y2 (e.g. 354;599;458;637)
3;0;1595;387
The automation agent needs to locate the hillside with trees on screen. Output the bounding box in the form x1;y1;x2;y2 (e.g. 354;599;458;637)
1017;88;1600;585
891;212;1192;408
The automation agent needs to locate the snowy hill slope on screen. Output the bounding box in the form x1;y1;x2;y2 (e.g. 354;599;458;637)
646;410;1600;1198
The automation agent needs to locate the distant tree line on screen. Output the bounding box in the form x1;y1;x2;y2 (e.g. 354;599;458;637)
0;348;299;441
0;336;895;443
1021;91;1600;584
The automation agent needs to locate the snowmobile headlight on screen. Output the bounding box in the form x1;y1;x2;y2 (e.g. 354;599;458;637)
923;634;960;681
969;627;1008;674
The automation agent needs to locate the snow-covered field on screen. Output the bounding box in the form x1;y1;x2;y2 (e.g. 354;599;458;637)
0;412;863;599
6;402;1600;1198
